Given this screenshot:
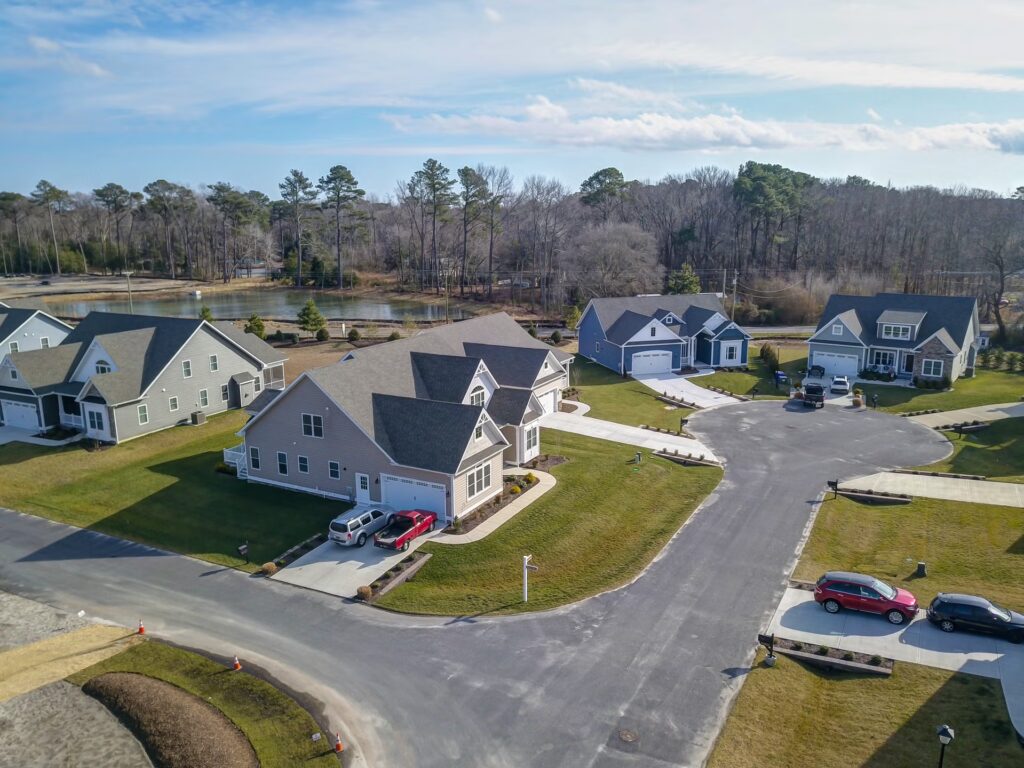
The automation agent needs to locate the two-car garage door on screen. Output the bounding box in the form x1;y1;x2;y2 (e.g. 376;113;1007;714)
630;350;672;374
381;474;447;521
812;351;860;377
1;400;39;430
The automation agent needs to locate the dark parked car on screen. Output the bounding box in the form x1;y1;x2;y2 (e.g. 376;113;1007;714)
808;364;825;379
927;594;1024;643
814;571;919;625
803;383;825;408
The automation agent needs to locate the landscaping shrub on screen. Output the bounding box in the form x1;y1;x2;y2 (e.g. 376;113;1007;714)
356;585;373;601
527;324;538;338
214;462;236;476
524;472;538;485
759;342;780;373
991;348;1006;369
347;327;361;342
815;646;829;656
260;561;278;576
509;485;522;495
243;314;266;339
869;655;883;666
315;327;329;342
550;329;563;344
341;269;360;288
842;652;855;661
387;330;402;341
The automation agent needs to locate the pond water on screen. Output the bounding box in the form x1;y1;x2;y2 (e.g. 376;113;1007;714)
48;289;470;322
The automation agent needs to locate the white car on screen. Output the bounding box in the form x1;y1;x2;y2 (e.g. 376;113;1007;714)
830;375;851;394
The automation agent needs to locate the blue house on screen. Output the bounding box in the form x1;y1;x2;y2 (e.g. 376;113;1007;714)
578;294;751;375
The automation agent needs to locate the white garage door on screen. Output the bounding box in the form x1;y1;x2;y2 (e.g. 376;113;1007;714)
381;475;447;520
813;351;860;377
631;350;672;374
539;388;558;415
1;400;39;430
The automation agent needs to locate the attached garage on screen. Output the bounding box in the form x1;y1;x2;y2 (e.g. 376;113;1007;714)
538;388;558;415
381;474;447;520
630;350;672;374
1;399;39;430
812;350;860;377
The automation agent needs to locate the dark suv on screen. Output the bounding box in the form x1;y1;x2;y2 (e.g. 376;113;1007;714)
927;594;1024;643
814;571;919;625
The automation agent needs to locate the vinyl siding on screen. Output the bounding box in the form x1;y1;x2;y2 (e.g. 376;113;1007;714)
451;453;503;516
579;305;625;372
1;314;69;353
695;334;713;365
624;342;684;372
812;317;863;346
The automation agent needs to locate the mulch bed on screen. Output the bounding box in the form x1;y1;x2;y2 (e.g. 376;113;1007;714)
524;453;567;472
447;475;542;534
82;672;258;768
773;636;894;673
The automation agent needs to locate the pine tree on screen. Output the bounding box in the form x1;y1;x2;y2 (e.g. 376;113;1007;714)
297;299;326;335
667;264;701;294
199;305;214;321
244;313;266;339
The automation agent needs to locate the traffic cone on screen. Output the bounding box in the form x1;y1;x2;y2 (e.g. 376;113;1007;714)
334;733;344;753
137;619;145;635
232;655;242;671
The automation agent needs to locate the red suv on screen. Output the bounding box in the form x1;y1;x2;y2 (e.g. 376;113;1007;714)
814;571;919;625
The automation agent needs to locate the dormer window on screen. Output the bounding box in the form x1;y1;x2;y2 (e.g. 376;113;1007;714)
663;316;674;324
880;324;911;340
95;360;112;375
831;324;843;336
470;385;486;407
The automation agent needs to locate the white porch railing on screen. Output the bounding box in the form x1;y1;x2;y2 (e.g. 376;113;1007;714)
223;444;248;479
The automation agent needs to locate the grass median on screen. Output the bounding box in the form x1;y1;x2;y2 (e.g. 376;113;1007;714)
0;412;342;570
376;431;722;615
921;417;1024;483
693;346;806;399
67;641;336;767
708;649;1019;768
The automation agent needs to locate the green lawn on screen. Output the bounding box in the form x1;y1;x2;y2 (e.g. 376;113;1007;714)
794;495;1024;609
923;418;1024;482
862;369;1024;413
694;345;806;399
0;413;344;570
376;432;722;615
68;641;336;768
708;649;1019;768
571;357;693;429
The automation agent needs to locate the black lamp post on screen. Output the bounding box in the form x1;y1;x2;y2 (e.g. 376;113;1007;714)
936;724;954;767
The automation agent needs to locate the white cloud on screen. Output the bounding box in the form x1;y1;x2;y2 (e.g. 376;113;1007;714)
866;107;883;122
24;33;110;77
524;95;569;122
27;35;61;53
484;7;503;23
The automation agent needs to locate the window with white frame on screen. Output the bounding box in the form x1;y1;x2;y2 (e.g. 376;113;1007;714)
594;341;601;353
209;354;219;372
40;337;49;349
277;451;287;475
872;350;896;367
221;384;229;402
137;404;149;425
249;446;261;470
87;410;104;431
922;359;944;377
302;413;324;437
9;341;18;353
650;326;657;337
475;424;484;440
95;360;111;374
467;460;491;498
254;377;262;392
182;360;192;378
470;386;486;407
199;388;209;408
329;460;340;480
526;425;539;451
881;324;911;340
831;324;843;336
168;396;179;412
725;345;738;361
298;455;309;474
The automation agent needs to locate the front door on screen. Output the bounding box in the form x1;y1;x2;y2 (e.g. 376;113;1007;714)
355;473;371;504
902;353;915;374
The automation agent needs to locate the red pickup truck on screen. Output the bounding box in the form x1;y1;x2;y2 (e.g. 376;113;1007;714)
373;509;437;551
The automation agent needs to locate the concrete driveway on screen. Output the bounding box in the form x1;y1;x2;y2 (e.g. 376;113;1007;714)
910;401;1024;428
271;531;441;598
541;410;717;461
844;471;1024;508
632;372;740;408
770;588;1024;735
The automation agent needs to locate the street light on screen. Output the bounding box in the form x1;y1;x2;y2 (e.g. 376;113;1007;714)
936;724;954;767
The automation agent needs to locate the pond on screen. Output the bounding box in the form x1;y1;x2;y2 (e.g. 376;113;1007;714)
48;289;471;322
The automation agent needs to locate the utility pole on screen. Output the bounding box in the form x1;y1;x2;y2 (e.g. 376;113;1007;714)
731;270;738;320
721;267;727;298
125;271;134;315
522;555;538;602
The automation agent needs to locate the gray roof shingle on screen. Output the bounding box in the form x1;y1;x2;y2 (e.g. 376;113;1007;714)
815;293;978;351
588;294;728;341
212;321;288;365
6;343;82;393
410;352;479;402
372;394;486;474
484;387;535;426
461;343;550;388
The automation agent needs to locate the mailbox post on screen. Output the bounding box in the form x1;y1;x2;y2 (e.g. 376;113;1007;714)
522;555;538;602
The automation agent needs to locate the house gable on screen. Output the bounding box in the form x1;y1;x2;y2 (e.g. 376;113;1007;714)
624;318;683;345
70;340;118;383
808;313;865;346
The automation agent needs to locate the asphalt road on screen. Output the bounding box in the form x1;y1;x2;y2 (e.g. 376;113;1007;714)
0;402;950;767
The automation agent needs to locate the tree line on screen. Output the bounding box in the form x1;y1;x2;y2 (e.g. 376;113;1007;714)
1;161;1022;333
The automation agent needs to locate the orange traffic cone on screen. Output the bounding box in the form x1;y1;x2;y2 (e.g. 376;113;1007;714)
334;733;344;753
137;619;145;635
232;655;242;671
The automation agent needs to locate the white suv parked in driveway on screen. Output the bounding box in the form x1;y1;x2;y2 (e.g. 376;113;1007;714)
329;506;393;547
830;375;851;394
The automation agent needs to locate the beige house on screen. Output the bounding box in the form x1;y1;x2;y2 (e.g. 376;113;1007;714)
230;313;571;525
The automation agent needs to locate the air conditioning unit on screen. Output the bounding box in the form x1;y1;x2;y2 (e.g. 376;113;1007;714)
191;411;207;426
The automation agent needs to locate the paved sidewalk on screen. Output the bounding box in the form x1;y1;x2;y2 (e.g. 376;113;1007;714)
910;402;1024;429
541;411;717;461
633;371;740;408
434;469;555;545
843;471;1024;508
0;426;83;447
769;588;1024;737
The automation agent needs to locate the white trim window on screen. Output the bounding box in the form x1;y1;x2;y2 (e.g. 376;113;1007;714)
872;350;896;367
525;425;539;451
649;326;657;337
594;341;601;353
467;460;492;499
198;388;209;408
249;446;261;470
831;324;843;336
95;360;112;375
209;354;219;372
168;396;179;412
298;455;309;474
881;324;911;340
40;337;49;349
221;384;229;402
470;386;486;407
302;413;324;437
137;404;149;425
277;451;288;475
254;377;262;393
87;410;104;431
725;344;738;361
922;359;944;377
182;359;192;378
475;424;484;440
329;460;341;480
9;341;18;353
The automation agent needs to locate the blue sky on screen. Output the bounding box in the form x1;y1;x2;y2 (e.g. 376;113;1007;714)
3;0;1024;198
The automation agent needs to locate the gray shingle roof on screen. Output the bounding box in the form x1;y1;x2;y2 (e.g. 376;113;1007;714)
245;388;281;415
84;328;155;404
212;321;287;365
588;294;728;340
410;352;479;402
461;343;550;388
816;293;978;351
877;309;927;326
485;387;535;426
372;394;486;474
605;310;655;345
6;343;82;392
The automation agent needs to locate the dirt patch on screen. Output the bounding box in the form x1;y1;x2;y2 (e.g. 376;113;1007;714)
83;672;258;768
